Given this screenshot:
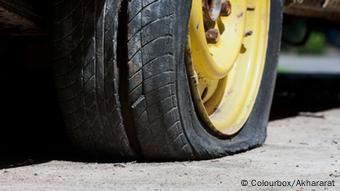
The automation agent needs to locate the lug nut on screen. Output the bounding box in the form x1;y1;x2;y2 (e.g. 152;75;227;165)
206;28;219;44
203;13;216;30
220;0;232;16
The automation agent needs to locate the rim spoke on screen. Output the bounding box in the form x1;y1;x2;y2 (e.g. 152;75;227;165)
198;76;208;100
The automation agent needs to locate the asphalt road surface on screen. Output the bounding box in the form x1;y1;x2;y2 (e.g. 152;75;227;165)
0;108;339;191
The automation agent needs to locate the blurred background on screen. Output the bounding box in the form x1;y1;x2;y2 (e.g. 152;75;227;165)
0;13;339;163
272;15;340;119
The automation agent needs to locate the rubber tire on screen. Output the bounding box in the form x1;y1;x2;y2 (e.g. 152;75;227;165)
52;0;135;159
126;0;283;160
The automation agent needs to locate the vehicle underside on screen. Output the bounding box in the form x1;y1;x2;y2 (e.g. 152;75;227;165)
0;0;340;36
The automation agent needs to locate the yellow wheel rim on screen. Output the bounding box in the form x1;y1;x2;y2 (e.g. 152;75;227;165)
187;0;270;136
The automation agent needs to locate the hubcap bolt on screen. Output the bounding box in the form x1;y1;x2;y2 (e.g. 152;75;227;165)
220;0;232;16
206;28;219;43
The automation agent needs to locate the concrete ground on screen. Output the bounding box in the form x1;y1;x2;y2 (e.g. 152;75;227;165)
0;108;339;191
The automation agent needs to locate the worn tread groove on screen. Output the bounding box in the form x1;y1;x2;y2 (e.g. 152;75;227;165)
127;14;174;42
53;0;135;159
126;0;194;160
127;0;159;22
